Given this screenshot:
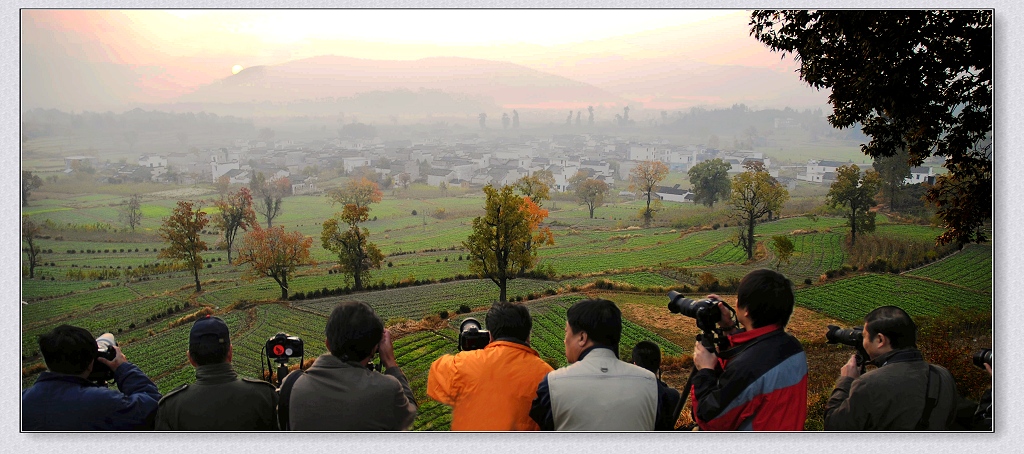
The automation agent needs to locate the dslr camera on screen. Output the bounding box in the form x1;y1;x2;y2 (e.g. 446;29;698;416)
88;333;118;384
667;291;734;352
264;332;305;386
825;325;869;372
973;348;992;369
459;318;490;351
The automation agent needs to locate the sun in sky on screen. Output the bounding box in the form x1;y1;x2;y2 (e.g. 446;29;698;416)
231;64;243;75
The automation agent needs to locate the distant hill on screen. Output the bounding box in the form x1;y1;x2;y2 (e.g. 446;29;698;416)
175;55;628;113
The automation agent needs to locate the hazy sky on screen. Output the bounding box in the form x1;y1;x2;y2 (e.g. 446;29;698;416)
21;9;820;111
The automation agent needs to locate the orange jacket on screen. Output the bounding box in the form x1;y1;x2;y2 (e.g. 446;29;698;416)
428;340;553;431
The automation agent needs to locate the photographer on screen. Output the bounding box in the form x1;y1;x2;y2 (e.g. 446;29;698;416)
824;306;959;430
283;301;417;430
154;315;279;430
529;298;659;430
427;302;554;430
690;269;808;431
22;324;161;430
632;341;683;430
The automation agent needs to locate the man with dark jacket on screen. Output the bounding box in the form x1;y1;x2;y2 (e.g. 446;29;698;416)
284;301;417;430
690;269;808;430
632;340;682;430
154;315;279;430
824;306;960;430
22;324;161;430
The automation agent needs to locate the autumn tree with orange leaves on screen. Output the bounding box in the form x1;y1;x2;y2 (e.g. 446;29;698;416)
464;184;553;302
326;177;383;209
214;187;258;264
159;200;209;293
235;226;314;300
322;178;384;291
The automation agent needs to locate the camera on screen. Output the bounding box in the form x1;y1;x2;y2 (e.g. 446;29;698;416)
825;325;863;347
266;332;304;361
667;291;721;331
973;348;992;369
459;318;490;351
88;333;117;384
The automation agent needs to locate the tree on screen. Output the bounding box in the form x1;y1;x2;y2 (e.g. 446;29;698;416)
22;215;41;278
750;10;991;245
159;201;209;293
827;164;882;246
398;172;411;189
463;185;549;302
573;177;610;219
770;235;795;271
214;174;231;195
873;147;912;210
236;226;314;300
514;170;554;207
123;130;138;152
257;127;275;143
687;158;732;208
502;113;510;129
119;194;143;233
321;205;384;292
729;169;789;260
566;110;573;125
22;171;42;207
326;177;382;210
629;160;669;226
250;172;289;228
512;110;519;128
478;113;487;129
587;106;594;125
214;187;258;264
576;111;582;125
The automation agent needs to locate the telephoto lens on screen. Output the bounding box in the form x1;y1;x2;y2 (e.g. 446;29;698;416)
96;333;117;361
825;325;863;347
972;348;992;369
667;291;721;330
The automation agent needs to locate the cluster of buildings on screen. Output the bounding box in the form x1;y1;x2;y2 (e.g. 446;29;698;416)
797;160;935;185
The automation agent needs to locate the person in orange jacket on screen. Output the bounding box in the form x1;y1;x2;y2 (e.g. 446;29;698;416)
428;302;554;430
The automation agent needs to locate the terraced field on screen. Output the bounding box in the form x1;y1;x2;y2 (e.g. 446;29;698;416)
905;244;992;293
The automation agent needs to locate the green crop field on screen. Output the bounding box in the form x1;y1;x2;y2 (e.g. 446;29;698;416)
905;244;992;293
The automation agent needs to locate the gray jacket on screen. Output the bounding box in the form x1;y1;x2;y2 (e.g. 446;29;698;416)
824;348;959;430
536;347;658;431
287;353;417;431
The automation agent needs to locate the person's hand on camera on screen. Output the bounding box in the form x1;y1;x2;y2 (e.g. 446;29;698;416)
984;363;992;376
693;341;718;371
840;354;861;379
377;329;398;369
96;345;126;372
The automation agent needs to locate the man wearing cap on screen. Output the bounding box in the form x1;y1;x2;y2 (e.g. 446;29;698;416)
154;315;279;430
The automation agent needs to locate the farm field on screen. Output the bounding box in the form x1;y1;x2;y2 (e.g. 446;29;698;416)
21;179;993;430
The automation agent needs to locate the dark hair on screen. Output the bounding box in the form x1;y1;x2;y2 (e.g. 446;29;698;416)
38;324;96;375
736;269;795;328
189;339;230;366
566;298;621;352
864;306;917;349
631;340;661;375
486;301;532;342
325;301;384;361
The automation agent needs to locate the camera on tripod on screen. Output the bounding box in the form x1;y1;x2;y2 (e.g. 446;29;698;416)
88;333;118;385
264;332;304;386
667;291;734;353
458;318;490;351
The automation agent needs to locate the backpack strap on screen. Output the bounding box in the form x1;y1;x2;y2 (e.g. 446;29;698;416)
277;369;304;431
916;364;941;430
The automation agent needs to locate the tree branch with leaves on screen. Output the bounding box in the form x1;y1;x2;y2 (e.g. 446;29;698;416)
236;226;314;300
214;187;258;264
158;201;209;293
629;161;669;227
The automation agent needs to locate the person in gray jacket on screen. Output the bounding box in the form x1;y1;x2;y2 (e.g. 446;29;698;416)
285;301;417;430
155;315;279;431
824;306;960;430
529;298;658;430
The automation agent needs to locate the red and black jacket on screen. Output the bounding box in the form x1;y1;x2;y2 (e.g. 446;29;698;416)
690;324;808;431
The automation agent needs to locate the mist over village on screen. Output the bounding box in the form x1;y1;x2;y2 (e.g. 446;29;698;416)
18;9;992;438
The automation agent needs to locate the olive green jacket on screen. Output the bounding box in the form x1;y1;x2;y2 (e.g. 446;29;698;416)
155;362;279;431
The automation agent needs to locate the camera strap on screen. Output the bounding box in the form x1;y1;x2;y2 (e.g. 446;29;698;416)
915;365;941;430
277;369;305;431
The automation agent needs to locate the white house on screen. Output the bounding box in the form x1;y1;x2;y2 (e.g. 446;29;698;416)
905;166;935;185
343;157;371;173
797;160;845;183
426;168;456;187
654;185;694;203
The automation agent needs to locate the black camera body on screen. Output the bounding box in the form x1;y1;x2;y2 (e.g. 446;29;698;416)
266;332;304;362
825;325;869;372
667;291;721;332
88;334;117;384
973;348;992;369
459;318;490;351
